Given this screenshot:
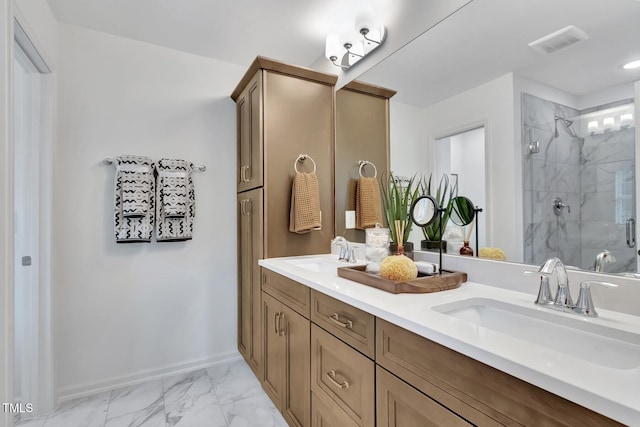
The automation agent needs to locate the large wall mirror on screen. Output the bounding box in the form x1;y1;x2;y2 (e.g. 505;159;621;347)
349;0;640;278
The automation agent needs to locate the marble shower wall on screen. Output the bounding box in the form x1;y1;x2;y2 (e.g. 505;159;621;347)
522;93;636;273
523;93;582;267
581;128;636;273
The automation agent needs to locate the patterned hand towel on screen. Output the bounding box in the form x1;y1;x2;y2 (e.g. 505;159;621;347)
155;159;195;241
356;176;383;229
113;155;155;242
289;172;322;234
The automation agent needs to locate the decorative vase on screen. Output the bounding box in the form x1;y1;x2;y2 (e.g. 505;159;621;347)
421;240;447;253
459;240;474;256
389;241;414;260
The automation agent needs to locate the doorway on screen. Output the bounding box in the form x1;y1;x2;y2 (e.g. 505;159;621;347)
435;126;486;251
13;20;54;419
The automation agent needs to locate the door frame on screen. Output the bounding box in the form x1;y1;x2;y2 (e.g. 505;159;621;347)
1;3;56;424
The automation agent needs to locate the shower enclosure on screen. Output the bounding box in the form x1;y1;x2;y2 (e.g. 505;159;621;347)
523;93;636;273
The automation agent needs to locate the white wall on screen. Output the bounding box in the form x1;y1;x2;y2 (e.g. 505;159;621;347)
54;23;245;400
422;73;518;260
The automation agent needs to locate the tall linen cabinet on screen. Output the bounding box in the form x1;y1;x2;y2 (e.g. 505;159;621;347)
232;57;337;416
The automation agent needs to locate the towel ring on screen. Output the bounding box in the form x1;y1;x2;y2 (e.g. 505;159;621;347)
294;154;316;173
358;160;377;178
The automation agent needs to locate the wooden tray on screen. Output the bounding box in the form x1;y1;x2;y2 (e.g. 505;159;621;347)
337;265;466;294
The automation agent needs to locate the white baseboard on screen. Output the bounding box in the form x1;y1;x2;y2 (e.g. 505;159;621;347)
57;350;241;405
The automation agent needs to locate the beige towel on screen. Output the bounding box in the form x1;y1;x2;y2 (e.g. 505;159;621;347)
356;177;383;229
289;172;322;233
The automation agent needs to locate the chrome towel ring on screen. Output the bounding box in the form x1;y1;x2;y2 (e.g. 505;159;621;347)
358;160;377;178
294;154;317;173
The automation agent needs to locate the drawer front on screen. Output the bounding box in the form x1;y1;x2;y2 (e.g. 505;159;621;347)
376;318;622;427
311;391;359;427
311;290;374;358
376;366;472;427
311;324;374;427
262;269;310;318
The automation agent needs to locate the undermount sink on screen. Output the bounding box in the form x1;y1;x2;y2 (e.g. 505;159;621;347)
284;256;357;274
432;297;640;370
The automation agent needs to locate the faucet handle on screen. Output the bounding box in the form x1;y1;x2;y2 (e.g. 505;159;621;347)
573;281;618;317
523;270;554;305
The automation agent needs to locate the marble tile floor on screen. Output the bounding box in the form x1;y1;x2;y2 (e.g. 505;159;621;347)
15;359;288;427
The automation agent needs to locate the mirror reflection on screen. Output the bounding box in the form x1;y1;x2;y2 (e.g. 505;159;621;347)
449;196;475;227
354;0;640;277
410;195;438;227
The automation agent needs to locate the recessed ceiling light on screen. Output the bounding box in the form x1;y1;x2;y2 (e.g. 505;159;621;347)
623;60;640;70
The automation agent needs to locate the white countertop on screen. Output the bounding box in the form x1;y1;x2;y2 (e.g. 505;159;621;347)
259;254;640;426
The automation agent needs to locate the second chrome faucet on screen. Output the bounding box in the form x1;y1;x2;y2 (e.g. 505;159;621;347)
524;257;617;317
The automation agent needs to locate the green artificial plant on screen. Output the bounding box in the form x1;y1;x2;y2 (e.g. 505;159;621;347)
422;173;458;242
380;172;420;244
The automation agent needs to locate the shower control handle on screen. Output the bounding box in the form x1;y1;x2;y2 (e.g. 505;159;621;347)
552;197;570;216
626;218;635;248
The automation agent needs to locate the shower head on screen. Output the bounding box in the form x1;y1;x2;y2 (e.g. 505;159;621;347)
554;115;574;137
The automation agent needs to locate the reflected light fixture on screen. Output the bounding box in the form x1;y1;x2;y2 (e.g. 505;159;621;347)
623;60;640;70
325;25;386;70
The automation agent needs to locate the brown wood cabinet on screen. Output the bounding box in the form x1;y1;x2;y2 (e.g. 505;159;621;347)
262;291;311;427
236;71;263;193
376;318;623;427
376;366;472;427
311;324;375;427
237;189;263;380
233;57;337;395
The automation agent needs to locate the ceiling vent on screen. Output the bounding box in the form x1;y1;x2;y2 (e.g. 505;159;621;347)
528;25;589;54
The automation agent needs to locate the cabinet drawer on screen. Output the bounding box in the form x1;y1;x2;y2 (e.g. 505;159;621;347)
262;269;310;318
376;318;622;427
311;290;374;358
311;391;359;427
377;366;472;427
311;324;374;427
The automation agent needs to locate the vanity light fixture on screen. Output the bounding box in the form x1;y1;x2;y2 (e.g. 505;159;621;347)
623;59;640;70
325;25;386;70
587;120;599;135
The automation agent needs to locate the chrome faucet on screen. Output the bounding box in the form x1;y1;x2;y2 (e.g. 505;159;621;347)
523;257;617;317
331;236;356;263
594;250;616;272
539;257;573;308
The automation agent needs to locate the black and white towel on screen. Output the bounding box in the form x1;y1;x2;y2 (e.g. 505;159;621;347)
113;155;155;242
155;158;195;241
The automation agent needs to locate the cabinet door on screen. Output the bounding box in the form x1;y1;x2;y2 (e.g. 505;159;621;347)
237;71;263;192
282;304;311;427
376;366;472;427
262;292;284;408
237;189;263;380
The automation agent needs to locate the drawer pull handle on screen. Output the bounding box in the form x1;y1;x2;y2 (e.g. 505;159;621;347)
274;313;280;334
240;165;250;183
329;313;353;329
326;370;350;389
278;312;285;336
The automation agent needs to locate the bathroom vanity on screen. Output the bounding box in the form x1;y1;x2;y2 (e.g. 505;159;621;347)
257;254;639;426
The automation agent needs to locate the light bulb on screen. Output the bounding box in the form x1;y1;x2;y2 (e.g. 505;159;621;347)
603;117;615;131
620;113;634;128
587;121;599;134
325;35;341;60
